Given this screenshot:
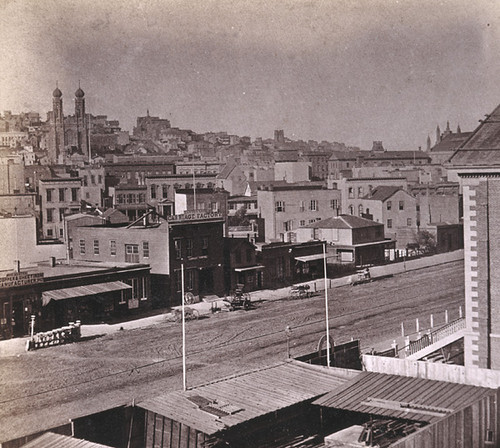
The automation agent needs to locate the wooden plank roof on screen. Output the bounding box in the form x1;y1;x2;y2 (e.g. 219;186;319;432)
20;432;113;448
313;371;496;424
138;360;357;435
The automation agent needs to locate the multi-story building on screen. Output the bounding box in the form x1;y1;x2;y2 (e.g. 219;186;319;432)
39;177;81;239
338;177;408;216
78;165;105;206
47;86;89;165
257;183;341;243
449;103;500;370
104;160;175;187
132;111;171;139
295;214;394;265
145;173;218;215
299;151;331;180
174;188;228;223
274;161;311;183
112;184;148;221
360;186;418;249
0;154;25;194
328;151;358;181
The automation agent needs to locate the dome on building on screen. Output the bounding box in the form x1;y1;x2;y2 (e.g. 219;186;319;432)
53;87;62;98
75;87;85;98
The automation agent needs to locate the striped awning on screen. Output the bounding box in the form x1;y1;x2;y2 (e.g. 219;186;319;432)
42;281;132;306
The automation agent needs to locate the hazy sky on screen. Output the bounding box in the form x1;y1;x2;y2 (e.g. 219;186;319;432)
1;0;500;150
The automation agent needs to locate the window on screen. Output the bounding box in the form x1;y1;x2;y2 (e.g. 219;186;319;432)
348;205;354;215
85;192;90;199
125;244;139;263
300;220;306;226
83;176;88;186
407;218;412;226
143;241;150;258
309;200;318;211
330;199;338;210
162;184;168;198
93;239;99;255
71;188;78;202
150;184;156;199
358;204;363;216
174;239;182;259
47;229;53;237
59;228;64;238
79;239;86;255
284;220;293;232
91;175;96;185
59;208;66;221
275;201;285;212
387;219;393;229
299;201;305;212
358;186;363;198
348;187;354;199
98;175;102;184
186;239;193;257
59;188;65;202
211;202;219;212
110;240;116;256
185;269;194;290
202;237;209;256
387;201;392;210
46;208;54;223
399;201;404;210
46;189;53;202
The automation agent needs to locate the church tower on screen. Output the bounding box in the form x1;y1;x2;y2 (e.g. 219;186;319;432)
48;86;66;164
74;84;89;159
436;125;441;145
426;135;431;152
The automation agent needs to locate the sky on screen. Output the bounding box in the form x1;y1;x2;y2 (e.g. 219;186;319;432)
1;0;500;150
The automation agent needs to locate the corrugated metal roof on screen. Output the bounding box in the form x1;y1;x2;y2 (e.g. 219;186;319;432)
20;432;113;448
42;281;132;304
313;371;495;424
138;361;357;435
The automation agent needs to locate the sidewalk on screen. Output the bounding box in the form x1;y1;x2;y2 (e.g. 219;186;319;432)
0;250;463;357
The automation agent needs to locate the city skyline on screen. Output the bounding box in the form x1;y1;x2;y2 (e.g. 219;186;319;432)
1;0;500;150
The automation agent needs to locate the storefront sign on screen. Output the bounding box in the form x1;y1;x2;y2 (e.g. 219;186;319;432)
167;212;223;222
0;272;44;288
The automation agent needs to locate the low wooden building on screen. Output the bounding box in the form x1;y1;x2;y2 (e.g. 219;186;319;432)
137;360;358;448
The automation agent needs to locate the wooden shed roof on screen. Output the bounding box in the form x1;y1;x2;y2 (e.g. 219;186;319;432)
313;371;496;424
138;360;357;435
20;432;113;448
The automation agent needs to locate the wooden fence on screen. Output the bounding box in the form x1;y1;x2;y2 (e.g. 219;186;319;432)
363;354;500;388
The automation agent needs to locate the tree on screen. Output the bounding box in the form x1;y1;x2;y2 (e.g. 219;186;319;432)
415;230;436;253
231;206;250;226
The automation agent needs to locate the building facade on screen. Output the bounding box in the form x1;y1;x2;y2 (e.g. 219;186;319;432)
257;183;341;243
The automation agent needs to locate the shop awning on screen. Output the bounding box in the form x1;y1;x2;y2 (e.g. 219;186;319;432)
42;281;132;306
295;254;330;263
234;265;265;272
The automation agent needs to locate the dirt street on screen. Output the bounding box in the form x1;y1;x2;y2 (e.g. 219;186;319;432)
0;260;464;442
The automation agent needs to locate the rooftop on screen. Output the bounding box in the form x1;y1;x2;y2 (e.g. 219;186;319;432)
314;371;495;424
363;185;402;201
449;103;500;166
302;215;381;229
138;360;357;436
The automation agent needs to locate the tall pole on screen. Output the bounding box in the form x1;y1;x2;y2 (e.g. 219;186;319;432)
323;242;331;367
192;163;197;213
181;262;187;391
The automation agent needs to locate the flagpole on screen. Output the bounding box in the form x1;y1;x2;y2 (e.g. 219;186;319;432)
181;262;187;390
323;242;331;367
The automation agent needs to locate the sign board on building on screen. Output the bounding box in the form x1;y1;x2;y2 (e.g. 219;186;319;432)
166;212;223;222
0;272;44;288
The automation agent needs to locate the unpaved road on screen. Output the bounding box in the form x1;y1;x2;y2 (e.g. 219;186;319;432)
0;260;464;442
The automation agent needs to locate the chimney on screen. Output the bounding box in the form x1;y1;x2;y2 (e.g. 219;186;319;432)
14;260;20;272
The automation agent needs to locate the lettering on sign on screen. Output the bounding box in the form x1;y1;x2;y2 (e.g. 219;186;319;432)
166;212;223;222
0;272;44;288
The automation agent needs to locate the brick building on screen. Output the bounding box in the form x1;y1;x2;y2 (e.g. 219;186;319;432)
449;103;500;370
